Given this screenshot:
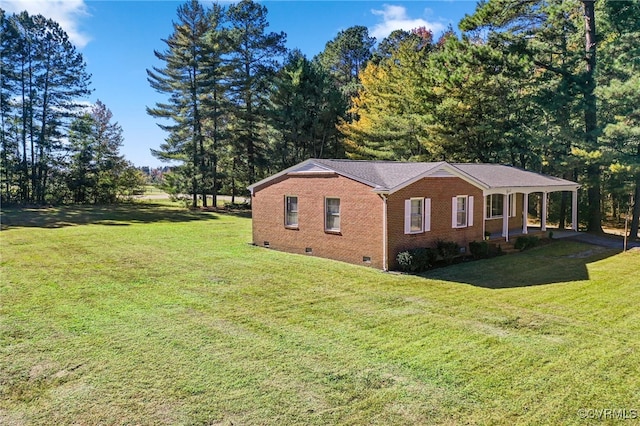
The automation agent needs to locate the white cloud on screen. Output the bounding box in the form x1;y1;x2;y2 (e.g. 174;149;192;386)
0;0;91;48
370;4;445;40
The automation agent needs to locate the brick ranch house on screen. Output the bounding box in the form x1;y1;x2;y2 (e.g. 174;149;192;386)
248;159;580;271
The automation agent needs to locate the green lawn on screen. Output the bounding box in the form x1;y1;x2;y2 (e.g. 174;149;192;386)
1;202;639;425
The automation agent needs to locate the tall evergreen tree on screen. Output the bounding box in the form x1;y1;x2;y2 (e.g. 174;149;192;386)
339;29;435;160
66;100;141;204
0;10;91;204
226;0;286;188
147;0;227;208
316;25;375;101
267;50;346;169
67;113;95;203
598;0;640;238
460;0;604;232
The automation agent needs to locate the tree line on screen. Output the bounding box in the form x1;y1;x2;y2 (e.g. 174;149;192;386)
151;0;639;236
146;0;345;208
2;1;637;236
0;10;144;205
341;0;640;235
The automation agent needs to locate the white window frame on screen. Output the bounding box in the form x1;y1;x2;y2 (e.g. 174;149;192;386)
284;195;298;228
485;194;516;219
325;197;341;232
452;195;474;228
486;194;504;219
404;198;431;234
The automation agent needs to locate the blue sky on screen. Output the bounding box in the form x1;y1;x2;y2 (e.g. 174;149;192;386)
1;0;479;167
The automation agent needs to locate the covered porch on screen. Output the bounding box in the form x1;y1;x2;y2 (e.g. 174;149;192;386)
483;187;580;243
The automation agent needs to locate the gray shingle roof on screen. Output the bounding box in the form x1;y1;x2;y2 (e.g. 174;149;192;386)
313;159;445;190
248;159;579;193
452;163;578;189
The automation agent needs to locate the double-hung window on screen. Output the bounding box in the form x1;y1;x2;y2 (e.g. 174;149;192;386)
452;195;474;228
404;198;431;234
325;198;340;232
285;196;298;227
457;196;468;227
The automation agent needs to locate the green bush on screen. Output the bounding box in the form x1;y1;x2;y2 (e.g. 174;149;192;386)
436;240;461;264
470;241;504;259
514;235;540;251
396;247;438;272
469;240;489;259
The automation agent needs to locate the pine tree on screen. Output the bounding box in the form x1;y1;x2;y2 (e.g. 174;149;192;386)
147;0;227;208
267;50;345;169
0;11;91;204
316;25;375;101
598;0;640;238
339;29;435;161
460;0;605;231
226;0;286;188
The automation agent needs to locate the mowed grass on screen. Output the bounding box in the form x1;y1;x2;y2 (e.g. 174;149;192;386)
1;203;639;425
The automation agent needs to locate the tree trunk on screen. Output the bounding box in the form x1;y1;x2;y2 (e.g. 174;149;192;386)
630;176;640;240
211;89;219;209
559;191;567;229
582;0;603;233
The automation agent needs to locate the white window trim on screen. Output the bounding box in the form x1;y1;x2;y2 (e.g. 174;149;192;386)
485;194;517;219
452;195;474;228
325;197;341;232
404;198;431;234
486;194;505;219
284;195;298;228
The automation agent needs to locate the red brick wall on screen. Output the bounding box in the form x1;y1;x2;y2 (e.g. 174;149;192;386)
251;174;385;268
253;174;491;270
386;177;484;269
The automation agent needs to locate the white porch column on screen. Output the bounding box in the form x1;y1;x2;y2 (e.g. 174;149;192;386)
572;189;578;231
541;192;548;231
502;192;510;241
522;193;529;234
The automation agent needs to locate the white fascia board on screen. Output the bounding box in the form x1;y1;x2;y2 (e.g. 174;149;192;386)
249;159;379;193
482;184;581;196
383;162;489;195
247;158;315;191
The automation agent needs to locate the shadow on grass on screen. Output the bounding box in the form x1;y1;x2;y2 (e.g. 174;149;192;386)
421;241;620;288
0;202;219;230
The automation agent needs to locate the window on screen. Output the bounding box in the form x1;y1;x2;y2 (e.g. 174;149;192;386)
285;196;298;227
486;194;504;219
410;199;423;232
452;195;474;228
457;196;467;227
325;198;340;232
486;194;516;219
404;198;431;234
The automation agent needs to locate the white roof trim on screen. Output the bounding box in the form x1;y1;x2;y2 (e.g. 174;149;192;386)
379;162;489;195
483;185;580;195
247;159;319;192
